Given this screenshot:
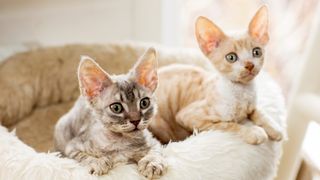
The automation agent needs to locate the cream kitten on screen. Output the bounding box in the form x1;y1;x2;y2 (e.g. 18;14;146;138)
54;48;167;178
149;6;283;145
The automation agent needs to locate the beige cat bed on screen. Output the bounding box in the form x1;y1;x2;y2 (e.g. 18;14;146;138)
0;43;286;180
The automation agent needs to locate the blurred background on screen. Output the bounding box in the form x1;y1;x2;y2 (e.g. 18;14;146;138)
0;0;318;94
0;0;320;179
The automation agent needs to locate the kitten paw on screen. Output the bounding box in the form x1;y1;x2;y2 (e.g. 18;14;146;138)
242;126;268;145
81;156;112;176
138;155;167;179
266;127;283;141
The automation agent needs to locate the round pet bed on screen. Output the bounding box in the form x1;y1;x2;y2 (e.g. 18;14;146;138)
0;43;286;180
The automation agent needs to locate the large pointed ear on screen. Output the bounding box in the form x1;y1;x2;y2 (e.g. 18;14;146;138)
131;47;158;92
249;5;269;45
78;56;113;100
195;16;226;55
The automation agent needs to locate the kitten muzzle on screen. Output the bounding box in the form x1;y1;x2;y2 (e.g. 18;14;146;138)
244;62;255;71
131;120;141;127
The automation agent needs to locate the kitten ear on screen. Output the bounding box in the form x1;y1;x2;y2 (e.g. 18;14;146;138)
78;56;113;100
195;16;226;55
249;5;269;45
132;47;158;92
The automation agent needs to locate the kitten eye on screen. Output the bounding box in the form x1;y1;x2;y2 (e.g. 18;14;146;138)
252;47;262;57
109;103;123;114
225;52;238;63
140;97;150;109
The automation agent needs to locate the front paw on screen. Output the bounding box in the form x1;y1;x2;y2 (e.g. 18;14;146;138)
266;127;283;141
242;126;268;145
81;156;112;176
138;155;167;179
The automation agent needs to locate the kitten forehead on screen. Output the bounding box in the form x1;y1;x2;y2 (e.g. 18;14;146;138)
102;74;150;107
115;78;140;103
114;93;121;101
237;49;252;60
226;31;261;47
232;38;255;52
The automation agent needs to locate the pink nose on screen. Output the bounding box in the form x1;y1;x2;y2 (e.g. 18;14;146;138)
131;120;140;127
245;62;254;71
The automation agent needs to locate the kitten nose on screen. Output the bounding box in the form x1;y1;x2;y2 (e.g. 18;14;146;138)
129;112;141;121
131;120;141;127
245;62;254;71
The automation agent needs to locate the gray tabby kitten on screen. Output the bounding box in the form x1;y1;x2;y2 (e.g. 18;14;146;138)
54;48;167;179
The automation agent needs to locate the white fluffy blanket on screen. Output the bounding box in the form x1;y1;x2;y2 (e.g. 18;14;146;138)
0;72;286;180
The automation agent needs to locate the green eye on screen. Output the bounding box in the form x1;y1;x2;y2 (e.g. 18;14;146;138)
225;52;238;63
109;103;123;114
252;47;262;57
140;97;150;109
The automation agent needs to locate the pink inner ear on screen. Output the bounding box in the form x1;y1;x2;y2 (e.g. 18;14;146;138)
205;39;220;54
137;66;157;91
146;70;158;91
249;6;269;45
80;75;104;99
250;26;269;44
258;24;268;44
78;58;112;100
137;67;148;87
197;24;223;55
80;76;99;99
90;78;103;97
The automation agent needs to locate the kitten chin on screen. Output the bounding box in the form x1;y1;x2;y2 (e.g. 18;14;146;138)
110;126;146;135
106;128;143;138
122;129;145;138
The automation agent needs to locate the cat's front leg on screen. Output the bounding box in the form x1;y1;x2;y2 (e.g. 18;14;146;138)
65;142;112;176
138;154;167;179
250;108;283;141
138;131;167;179
176;103;268;145
175;100;221;132
204;121;268;145
239;124;268;145
78;153;112;176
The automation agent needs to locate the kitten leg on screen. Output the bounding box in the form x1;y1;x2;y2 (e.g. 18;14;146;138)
138;131;167;179
175;103;267;145
54;113;74;152
175;101;222;132
74;152;112;176
65;139;112;176
208;122;268;145
250;108;283;141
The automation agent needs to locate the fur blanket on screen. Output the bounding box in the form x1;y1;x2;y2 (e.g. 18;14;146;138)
0;43;286;180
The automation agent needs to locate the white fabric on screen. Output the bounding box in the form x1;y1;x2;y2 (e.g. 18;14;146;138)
0;72;286;180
